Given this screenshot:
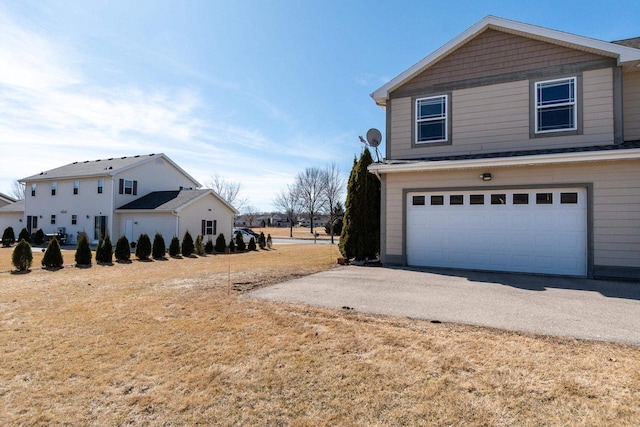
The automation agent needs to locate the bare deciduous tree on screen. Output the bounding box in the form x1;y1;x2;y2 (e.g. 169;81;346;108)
295;167;326;234
204;174;247;211
322;163;345;244
10;180;25;200
244;206;260;227
273;184;301;238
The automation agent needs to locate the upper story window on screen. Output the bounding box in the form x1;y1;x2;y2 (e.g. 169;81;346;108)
97;179;104;194
535;77;576;133
51;182;57;196
73;180;79;195
415;95;448;143
31;184;36;197
119;179;138;195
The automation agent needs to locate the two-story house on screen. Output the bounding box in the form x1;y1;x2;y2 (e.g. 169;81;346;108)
2;153;236;245
369;16;640;280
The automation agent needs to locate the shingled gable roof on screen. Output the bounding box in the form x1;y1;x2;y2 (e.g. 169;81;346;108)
0;198;24;213
20;153;201;187
0;192;16;204
117;189;238;214
371;15;640;106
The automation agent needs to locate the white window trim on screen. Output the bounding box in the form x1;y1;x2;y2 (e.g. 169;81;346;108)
415;95;448;144
534;77;577;134
124;179;133;195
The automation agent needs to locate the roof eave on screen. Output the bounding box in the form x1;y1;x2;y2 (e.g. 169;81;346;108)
371;15;640;105
368;148;640;174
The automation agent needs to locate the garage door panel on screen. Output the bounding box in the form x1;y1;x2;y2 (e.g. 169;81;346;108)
406;188;587;276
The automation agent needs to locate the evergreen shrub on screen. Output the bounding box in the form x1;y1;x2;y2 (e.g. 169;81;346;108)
152;233;166;259
42;237;64;269
135;233;152;260
115;235;131;262
12;239;33;271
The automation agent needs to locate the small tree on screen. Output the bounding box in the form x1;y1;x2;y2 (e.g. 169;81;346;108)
34;229;45;245
152;233;166;259
101;234;113;264
266;234;273;249
169;236;181;257
75;233;92;266
12;239;33;271
42;237;64;269
215;233;226;253
258;232;266;249
235;231;246;252
181;231;194;257
18;228;31;243
115;235;131;262
248;237;257;251
204;238;214;254
135;233;152;260
2;226;15;247
95;235;104;262
228;238;236;253
194;234;204;256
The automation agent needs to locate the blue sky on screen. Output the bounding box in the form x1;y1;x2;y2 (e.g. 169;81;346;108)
1;0;638;211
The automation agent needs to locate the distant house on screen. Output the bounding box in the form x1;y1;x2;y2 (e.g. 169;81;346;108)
1;153;237;244
370;16;640;280
0;193;16;208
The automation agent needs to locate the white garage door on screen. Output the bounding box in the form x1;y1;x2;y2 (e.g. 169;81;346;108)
406;188;587;276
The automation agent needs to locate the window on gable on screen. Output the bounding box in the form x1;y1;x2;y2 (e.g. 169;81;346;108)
415;95;447;143
73;180;79;195
31;184;36;197
535;77;576;133
202;220;216;236
98;179;103;194
51;182;57;196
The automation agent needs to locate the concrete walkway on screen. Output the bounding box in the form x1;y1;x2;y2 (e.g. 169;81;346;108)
247;266;640;346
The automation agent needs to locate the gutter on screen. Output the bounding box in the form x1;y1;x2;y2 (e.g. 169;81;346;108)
368;148;640;174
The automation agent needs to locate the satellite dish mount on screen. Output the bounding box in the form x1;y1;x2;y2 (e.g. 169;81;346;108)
359;128;382;162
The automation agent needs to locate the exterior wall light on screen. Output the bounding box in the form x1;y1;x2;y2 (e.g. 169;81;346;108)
481;173;492;181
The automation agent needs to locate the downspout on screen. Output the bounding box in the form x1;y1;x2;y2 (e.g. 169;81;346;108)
109;176;115;239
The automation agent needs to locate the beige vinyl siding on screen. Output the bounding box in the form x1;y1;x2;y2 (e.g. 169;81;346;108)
391;29;608;98
382;159;640;269
623;71;640;140
389;69;615;160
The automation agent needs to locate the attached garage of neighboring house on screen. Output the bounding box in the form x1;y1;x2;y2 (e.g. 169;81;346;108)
406;187;587;276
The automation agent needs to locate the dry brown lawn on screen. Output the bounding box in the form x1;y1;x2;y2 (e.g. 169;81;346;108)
1;244;639;425
250;226;333;240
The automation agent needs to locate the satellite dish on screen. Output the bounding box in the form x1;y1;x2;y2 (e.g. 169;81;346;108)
366;128;382;147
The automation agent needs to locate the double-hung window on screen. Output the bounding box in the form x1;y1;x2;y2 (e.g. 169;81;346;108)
415;95;447;143
535;77;576;133
51;182;57;196
73;180;79;195
97;179;103;194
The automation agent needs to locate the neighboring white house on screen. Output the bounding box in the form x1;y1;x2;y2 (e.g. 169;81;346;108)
2;153;236;244
0;193;16;207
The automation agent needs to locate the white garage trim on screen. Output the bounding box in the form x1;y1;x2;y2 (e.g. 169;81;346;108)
405;186;588;276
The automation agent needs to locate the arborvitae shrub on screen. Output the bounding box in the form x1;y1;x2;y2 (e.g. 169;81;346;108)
2;226;16;247
215;233;226;253
258;232;266;249
152;233;166;259
42;237;64;269
266;234;273;249
135;233;152;260
248;237;257;251
12;239;33;271
194;234;204;256
95;235;104;262
115;235;131;262
18;228;31;243
74;233;92;266
101;234;113;264
169;236;181;257
228;238;236;253
181;231;194;257
204;238;214;254
34;229;45;245
235;231;246;252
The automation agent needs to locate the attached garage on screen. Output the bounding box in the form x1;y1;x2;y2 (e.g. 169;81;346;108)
406;188;587;276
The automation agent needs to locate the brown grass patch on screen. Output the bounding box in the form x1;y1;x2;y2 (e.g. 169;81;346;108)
1;244;639;425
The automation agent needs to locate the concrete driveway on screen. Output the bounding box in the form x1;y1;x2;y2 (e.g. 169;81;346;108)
247;266;640;346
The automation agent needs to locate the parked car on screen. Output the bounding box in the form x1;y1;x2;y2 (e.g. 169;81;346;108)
232;228;257;244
